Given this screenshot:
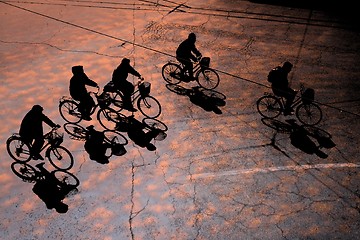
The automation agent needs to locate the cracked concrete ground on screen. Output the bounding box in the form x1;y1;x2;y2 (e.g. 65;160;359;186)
0;0;359;239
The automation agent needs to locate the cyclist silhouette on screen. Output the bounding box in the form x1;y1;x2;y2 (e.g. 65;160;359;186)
32;163;70;213
176;32;202;80
19;105;60;160
112;58;143;112
270;61;296;115
69;65;99;120
84;125;110;164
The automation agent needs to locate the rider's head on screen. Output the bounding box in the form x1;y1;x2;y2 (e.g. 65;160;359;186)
188;33;196;43
32;105;43;113
282;61;293;72
121;58;131;65
72;65;84;75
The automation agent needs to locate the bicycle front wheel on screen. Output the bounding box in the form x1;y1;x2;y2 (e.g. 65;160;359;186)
103;130;128;145
137;96;161;119
59;100;82;123
52;170;80;188
296;103;322;126
64;123;87;140
162;63;182;85
47;146;74;170
256;95;282;119
97;107;122;130
196;68;220;90
7;136;32;162
11;162;37;182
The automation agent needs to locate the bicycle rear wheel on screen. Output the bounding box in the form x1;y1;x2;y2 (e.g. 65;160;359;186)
11;162;37;182
196;68;220;90
162;63;182;85
296;103;322;126
256;95;282;119
59;99;82;123
6;136;32;162
137;96;161;119
97;107;122;130
64;123;87;140
52;170;80;188
142;118;168;132
47;146;74;170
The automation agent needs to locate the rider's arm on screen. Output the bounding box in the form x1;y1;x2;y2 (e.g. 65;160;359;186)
128;66;142;79
41;114;59;129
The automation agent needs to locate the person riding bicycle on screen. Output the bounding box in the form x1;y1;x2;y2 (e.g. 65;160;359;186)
19;105;60;160
269;61;296;115
69;65;99;120
112;58;143;112
84;125;110;164
176;32;202;81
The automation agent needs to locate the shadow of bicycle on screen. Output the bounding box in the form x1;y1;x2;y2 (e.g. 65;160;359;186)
166;84;226;114
261;118;336;158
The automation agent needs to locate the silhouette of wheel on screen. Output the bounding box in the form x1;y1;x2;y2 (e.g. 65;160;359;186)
196;68;220;90
257;95;282;119
162;63;182;85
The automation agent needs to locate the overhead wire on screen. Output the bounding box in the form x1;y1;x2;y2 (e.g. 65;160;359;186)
0;0;359;118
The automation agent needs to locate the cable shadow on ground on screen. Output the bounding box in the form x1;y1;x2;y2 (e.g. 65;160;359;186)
261;118;336;158
166;84;226;114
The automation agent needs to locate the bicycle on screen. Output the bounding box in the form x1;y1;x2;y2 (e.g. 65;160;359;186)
63;123;128;157
256;84;322;126
104;78;162;119
6;126;74;170
11;161;79;194
162;56;220;90
59;86;121;129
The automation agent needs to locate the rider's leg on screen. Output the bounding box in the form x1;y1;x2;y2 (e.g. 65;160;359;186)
284;88;296;112
82;94;95;120
32;135;45;160
178;57;194;79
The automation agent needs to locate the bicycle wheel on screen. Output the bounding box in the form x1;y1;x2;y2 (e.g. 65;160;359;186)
162;63;182;85
64;123;87;140
256;95;282;119
196;68;220;90
52;170;80;188
296;103;322;126
103;130;128;145
59;99;82;123
47;146;74;170
6;136;32;162
142;118;168;132
97;107;122;130
137;96;161;119
11;162;37;182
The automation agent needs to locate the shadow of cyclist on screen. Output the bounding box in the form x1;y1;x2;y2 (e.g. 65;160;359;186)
84;125;111;164
261;118;335;158
166;84;226;114
115;116;162;151
32;163;78;213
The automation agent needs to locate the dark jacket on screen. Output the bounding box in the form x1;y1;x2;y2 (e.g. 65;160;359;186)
272;66;290;90
176;38;201;62
19;107;56;139
69;66;97;100
112;62;141;86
